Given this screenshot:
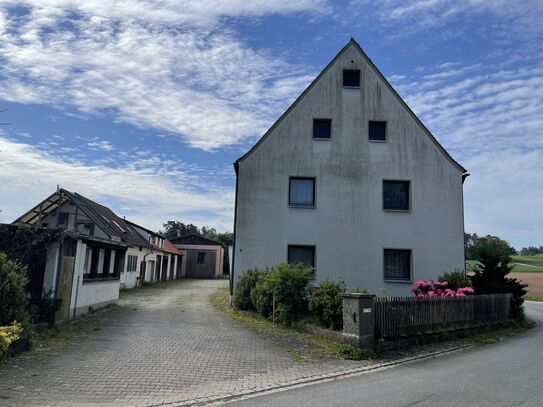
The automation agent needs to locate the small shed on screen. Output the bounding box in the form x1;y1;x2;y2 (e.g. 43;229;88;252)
170;235;224;279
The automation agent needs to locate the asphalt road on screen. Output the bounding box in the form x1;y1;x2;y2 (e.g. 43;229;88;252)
228;301;543;407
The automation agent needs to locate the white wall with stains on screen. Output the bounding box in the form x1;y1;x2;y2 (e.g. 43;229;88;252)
233;42;466;296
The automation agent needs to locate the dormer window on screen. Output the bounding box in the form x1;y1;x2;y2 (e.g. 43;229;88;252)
343;69;360;87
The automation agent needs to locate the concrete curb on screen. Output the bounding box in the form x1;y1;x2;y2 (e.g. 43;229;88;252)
153;343;472;407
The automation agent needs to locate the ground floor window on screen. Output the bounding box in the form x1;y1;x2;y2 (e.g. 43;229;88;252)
197;252;206;265
83;247;92;276
287;245;315;275
384;249;411;281
83;244;124;282
126;254;138;272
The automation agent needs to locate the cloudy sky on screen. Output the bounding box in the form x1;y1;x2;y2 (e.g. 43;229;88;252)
0;0;541;249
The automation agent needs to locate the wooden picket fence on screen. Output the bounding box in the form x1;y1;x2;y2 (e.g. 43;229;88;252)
374;294;512;340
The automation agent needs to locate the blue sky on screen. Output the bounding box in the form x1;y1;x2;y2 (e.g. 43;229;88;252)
0;1;541;250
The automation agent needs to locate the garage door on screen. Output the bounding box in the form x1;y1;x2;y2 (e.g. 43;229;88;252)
186;250;216;278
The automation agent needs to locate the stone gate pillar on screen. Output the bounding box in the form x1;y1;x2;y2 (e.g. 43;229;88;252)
342;293;375;349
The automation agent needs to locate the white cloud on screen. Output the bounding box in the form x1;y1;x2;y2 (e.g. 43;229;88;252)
0;137;234;231
0;0;328;26
87;140;114;151
464;150;543;249
391;61;543;248
395;65;543;156
0;1;321;150
354;0;543;37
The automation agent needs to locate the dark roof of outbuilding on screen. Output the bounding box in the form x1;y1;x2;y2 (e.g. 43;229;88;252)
13;189;150;248
63;190;150;247
124;219;167;239
170;234;223;247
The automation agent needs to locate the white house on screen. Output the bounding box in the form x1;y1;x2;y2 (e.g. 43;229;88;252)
125;220;183;285
12;188;183;318
232;39;468;296
13;189;145;317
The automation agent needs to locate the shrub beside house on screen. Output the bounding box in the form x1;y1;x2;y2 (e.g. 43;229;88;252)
233;256;525;352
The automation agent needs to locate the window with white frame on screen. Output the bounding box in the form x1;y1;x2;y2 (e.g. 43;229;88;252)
126;255;138;272
83;247;92;275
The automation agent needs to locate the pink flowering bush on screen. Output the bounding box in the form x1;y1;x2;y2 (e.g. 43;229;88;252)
411;280;474;297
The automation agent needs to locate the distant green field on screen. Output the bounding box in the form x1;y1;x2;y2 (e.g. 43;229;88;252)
467;255;543;273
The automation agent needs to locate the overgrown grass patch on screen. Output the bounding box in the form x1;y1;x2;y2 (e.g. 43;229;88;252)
209;287;375;362
140;279;192;289
22;305;123;359
467;318;536;345
524;295;543;302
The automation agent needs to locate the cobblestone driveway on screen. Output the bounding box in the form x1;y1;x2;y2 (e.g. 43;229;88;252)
0;279;362;406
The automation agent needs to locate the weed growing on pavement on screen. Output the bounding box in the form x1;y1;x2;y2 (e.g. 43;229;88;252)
467;318;535;344
210;286;375;362
23;305;122;359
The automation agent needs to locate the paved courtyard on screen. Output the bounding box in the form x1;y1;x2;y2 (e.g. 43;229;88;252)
0;279;363;406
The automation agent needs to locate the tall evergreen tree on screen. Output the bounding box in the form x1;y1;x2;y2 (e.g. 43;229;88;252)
471;237;527;319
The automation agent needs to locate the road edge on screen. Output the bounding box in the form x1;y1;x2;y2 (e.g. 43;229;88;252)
155;343;472;407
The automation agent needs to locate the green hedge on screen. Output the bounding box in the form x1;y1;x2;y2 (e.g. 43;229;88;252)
0;252;30;326
309;279;346;330
234;263;312;325
233;268;262;311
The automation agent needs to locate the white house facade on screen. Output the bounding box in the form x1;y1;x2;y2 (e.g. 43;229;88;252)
13;188;184;319
232;39;468;296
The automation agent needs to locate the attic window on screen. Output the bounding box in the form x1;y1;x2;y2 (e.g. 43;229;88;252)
343;69;360;87
313;119;331;139
57;212;69;228
369;121;387;141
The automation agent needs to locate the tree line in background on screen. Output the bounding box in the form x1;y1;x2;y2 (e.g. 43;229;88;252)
160;221;233;274
518;246;543;256
465;233;542;259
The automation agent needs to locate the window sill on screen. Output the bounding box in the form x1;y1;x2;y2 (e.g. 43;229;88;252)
383;209;411;213
369;139;387;143
313;137;331;141
343;86;360;89
288;205;316;209
83;276;120;284
384;279;412;284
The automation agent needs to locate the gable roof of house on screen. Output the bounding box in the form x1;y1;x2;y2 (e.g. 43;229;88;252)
170;234;223;247
13;189;150;248
235;38;467;174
